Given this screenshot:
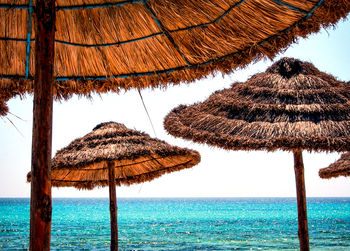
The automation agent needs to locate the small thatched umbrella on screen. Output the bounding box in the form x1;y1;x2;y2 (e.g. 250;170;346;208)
28;121;200;250
164;57;350;251
2;1;350;249
319;152;350;179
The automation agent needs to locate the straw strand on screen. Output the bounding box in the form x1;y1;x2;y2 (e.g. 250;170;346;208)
138;89;157;137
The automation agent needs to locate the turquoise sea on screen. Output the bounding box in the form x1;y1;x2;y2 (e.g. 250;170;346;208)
0;198;349;250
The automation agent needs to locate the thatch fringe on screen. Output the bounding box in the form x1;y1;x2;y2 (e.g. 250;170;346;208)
1;0;350;100
319;152;350;179
0;89;12;116
28;121;201;189
164;57;350;152
50;156;196;189
0;100;8;116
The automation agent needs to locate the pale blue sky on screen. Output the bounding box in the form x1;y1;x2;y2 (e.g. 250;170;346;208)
1;18;349;198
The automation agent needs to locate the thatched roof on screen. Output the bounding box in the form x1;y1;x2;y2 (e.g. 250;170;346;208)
164;57;350;152
28;122;200;189
1;0;350;100
319;152;350;179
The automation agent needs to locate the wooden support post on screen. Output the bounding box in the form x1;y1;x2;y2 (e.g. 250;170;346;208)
293;149;310;251
108;162;118;251
29;0;55;250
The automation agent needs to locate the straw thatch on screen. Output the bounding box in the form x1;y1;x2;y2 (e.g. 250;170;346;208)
28;122;200;189
164;57;350;152
319;152;350;179
1;0;350;100
341;81;350;99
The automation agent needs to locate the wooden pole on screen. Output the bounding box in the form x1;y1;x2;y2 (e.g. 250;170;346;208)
108;162;118;251
293;149;310;251
29;0;55;250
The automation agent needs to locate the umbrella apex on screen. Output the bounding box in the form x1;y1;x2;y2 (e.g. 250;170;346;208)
93;121;127;131
269;57;302;79
279;59;302;79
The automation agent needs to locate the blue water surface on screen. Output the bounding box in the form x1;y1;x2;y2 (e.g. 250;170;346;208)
0;197;349;250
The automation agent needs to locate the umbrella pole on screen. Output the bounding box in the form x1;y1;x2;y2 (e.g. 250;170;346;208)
29;0;56;250
293;149;309;251
108;162;118;251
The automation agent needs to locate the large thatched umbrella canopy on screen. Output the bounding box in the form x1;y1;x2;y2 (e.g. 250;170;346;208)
164;57;350;251
319;152;350;179
28;121;201;250
1;0;350;100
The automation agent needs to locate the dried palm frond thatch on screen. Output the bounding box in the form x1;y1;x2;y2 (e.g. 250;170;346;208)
1;0;350;100
164;57;350;251
164;57;350;152
319;152;350;179
28;121;200;189
27;121;200;250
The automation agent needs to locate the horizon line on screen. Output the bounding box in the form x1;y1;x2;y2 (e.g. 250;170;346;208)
1;196;349;199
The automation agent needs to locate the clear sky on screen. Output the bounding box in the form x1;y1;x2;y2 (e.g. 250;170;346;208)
1;18;349;198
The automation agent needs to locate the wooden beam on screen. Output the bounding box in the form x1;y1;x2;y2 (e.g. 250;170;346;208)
293;149;310;251
108;162;118;251
29;0;56;250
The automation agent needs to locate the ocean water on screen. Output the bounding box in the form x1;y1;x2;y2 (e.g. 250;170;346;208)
0;198;349;250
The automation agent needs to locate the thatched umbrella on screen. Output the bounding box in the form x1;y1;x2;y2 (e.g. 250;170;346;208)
164;57;350;251
319;152;350;179
1;1;350;250
2;0;350;99
28;121;201;250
